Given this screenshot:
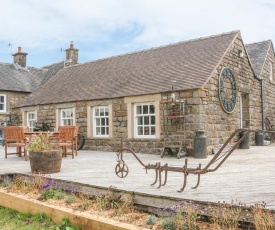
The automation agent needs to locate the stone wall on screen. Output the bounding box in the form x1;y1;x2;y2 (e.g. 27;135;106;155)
179;34;262;153
202;34;261;151
12;35;267;155
0;91;29;125
261;45;275;129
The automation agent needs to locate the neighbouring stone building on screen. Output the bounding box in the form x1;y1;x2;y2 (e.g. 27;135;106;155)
0;42;78;128
10;30;275;155
246;40;275;124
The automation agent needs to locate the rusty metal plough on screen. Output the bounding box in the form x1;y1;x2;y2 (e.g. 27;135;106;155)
115;129;262;192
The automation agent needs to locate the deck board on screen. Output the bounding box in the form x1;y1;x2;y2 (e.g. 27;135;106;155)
0;144;274;210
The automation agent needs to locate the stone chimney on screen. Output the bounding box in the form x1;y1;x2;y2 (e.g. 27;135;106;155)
65;41;78;66
12;47;28;67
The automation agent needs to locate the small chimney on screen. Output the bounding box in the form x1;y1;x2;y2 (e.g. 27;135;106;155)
65;41;78;66
12;46;28;67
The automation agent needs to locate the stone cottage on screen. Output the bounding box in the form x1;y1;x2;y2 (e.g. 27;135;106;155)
0;42;78;129
13;30;275;154
246;40;275;127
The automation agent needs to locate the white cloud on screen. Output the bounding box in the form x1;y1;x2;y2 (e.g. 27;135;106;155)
0;0;274;67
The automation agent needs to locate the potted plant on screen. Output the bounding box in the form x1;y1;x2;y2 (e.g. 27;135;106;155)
27;133;62;173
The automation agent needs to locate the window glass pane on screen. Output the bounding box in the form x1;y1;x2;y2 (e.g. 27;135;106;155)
151;116;155;125
100;108;104;116
106;127;109;135
149;105;155;114
96;118;100;126
62;111;66;118
96;127;100;135
138;127;143;135
0;105;3;110
0;96;3;103
69;111;73;118
101;118;105;126
105;108;109;116
101;127;105;135
136;106;142;114
144;126;150;135
95;108;99;116
143;105;148;114
151;126;156;135
137;117;143;125
144;116;149;125
106;118;109;126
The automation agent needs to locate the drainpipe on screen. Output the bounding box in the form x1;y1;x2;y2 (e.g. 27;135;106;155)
260;79;264;130
253;75;264;146
254;75;264;130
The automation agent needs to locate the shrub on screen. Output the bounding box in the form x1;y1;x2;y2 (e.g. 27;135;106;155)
65;195;75;204
147;215;157;225
26;133;59;152
161;217;177;230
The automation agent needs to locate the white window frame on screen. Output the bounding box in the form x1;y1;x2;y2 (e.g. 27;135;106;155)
93;106;109;137
60;108;74;126
270;62;273;81
26;111;37;131
0;94;6;113
134;103;156;138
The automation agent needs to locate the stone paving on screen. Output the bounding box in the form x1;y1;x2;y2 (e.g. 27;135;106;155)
0;144;274;210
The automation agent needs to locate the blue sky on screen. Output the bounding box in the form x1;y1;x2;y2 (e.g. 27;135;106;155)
0;0;274;67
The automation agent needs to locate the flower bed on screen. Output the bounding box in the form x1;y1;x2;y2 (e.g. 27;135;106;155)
0;174;274;230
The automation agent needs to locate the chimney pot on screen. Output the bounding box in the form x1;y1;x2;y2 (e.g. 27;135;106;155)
18;47;22;53
70;41;74;49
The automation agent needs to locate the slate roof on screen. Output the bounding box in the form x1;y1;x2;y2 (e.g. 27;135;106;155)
0;63;48;92
41;62;64;85
17;31;239;107
245;40;272;77
0;61;64;93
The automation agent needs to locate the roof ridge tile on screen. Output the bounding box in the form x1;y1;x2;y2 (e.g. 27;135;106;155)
246;40;271;47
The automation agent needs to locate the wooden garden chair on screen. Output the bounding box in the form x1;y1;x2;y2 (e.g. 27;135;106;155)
2;126;28;161
58;126;76;159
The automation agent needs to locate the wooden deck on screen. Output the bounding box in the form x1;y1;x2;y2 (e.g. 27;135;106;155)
0;144;274;210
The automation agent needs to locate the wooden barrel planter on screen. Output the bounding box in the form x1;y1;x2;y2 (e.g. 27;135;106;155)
29;150;62;174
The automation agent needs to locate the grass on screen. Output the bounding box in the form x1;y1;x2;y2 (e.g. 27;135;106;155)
0;206;78;230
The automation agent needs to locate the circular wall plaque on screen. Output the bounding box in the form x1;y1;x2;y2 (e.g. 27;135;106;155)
219;67;237;113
